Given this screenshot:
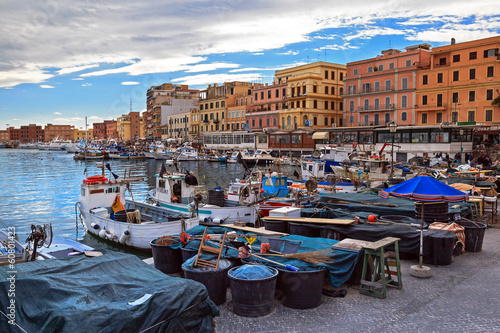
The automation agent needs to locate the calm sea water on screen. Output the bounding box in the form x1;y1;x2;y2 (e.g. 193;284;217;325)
0;149;247;251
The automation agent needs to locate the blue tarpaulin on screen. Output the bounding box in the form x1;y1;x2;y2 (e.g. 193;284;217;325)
183;226;362;288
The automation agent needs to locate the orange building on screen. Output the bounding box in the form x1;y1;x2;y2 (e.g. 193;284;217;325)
44;124;75;141
247;82;287;131
416;36;500;127
344;44;431;127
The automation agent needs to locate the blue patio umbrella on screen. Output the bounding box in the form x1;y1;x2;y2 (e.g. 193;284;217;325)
380;175;469;268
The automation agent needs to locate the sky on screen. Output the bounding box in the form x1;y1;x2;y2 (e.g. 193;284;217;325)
1;0;500;130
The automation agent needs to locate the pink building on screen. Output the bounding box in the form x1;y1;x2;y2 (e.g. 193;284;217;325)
344;44;431;127
246;82;287;131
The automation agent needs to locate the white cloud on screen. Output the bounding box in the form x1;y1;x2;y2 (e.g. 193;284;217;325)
315;43;360;51
344;27;408;41
40;84;54;89
277;50;299;56
54;112;62;115
121;81;141;85
71;78;84;80
82;82;92;86
57;64;99;75
172;73;264;86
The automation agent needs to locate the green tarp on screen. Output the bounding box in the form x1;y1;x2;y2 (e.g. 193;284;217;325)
0;251;218;333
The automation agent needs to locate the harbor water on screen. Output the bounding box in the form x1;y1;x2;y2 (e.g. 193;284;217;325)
0;149;248;251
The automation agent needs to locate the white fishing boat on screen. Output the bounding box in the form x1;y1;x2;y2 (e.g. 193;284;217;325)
36;137;73;151
227;150;249;163
18;142;38;149
242;149;276;166
147;172;259;225
176;147;199;161
77;174;199;250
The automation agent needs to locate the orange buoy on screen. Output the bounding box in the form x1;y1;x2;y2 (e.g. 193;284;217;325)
367;215;377;222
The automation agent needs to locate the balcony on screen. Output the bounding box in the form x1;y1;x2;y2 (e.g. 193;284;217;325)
213;119;220;124
414;103;448;111
345;86;396;96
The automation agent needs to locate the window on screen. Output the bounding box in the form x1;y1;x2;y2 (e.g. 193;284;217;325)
374;98;380;109
216;101;219;108
401;112;407;122
324;117;328;126
469;91;475;102
325;70;329;79
349;101;354;112
313;85;317;93
364;115;369;126
422;113;428;124
402;78;408;89
437;73;443;83
268;90;271;99
487;89;493;100
385;80;391;91
423;75;428;85
324;86;329;94
259;119;262;128
340;72;343;81
422;95;428;105
364;99;369;111
468;111;475;122
313;100;317;109
452;112;458;123
437;94;443;107
362;83;370;93
260;92;264;100
378;64;384;71
470;51;477;60
470;68;476;80
389;63;395;70
331;87;335;95
487;66;494;77
401;95;407;108
453;54;460;62
385;113;391;124
453;71;459;81
349;115;354;124
436;112;442;123
453;92;459;103
374;114;380;125
353;69;358;75
325;101;329;110
368;66;373;73
439;58;446;65
405;59;412;67
486;110;493;122
385;97;391;108
302;100;305;108
200;104;204;110
484;48;498;58
302;86;307;94
374;81;380;92
252;119;255;127
331;71;335;80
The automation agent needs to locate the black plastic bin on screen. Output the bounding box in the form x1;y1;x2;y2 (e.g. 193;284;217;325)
288;222;321;238
228;266;278;317
181;247;198;263
276;268;325;309
264;219;288;233
182;259;232;305
150;239;183;274
456;220;486;252
423;231;457;266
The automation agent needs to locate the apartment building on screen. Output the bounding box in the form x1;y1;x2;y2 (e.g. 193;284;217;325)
7;124;44;142
74;128;93;141
117;111;142;141
416;36;500;127
247;82;287;131
344;44;431;127
44;124;75;141
199;82;257;133
274;61;346;130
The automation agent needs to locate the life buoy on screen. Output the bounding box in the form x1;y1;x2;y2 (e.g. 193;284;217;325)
83;175;108;184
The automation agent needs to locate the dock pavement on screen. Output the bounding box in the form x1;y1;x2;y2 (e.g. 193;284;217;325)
215;224;500;333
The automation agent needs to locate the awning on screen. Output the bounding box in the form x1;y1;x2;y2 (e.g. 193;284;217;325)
312;132;329;140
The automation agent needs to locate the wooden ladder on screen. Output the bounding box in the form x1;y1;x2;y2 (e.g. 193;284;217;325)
194;227;227;269
360;237;402;299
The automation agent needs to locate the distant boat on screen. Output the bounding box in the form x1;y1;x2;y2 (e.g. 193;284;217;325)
18;142;38;149
37;137;72;151
0;142;8;149
242;149;276;166
77;174;199;250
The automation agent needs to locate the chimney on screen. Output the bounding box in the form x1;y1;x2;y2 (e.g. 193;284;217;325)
451;38;456;45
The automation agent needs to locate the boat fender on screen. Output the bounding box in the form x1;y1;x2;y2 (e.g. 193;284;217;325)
90;222;100;230
98;227;107;238
119;230;130;244
212;218;224;224
107;232;117;241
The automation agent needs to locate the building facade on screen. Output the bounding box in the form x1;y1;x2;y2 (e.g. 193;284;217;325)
416;36;500;128
274;61;346;130
74;128;93;141
44;124;75;141
344;44;431;128
117;111;141;141
247;82;286;131
7;124;44;143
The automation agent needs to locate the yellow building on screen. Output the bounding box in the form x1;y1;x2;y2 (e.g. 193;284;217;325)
74;128;93;141
274;61;346;129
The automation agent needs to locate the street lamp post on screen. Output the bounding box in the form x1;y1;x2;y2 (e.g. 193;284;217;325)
389;122;397;179
459;129;464;163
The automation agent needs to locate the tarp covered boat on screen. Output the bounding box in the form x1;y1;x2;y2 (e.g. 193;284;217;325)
0;251;218;332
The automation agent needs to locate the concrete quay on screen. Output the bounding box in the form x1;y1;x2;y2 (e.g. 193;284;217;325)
215;225;500;333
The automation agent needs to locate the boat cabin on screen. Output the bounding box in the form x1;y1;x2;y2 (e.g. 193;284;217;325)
301;160;326;180
153;173;197;204
80;176;127;214
262;174;290;198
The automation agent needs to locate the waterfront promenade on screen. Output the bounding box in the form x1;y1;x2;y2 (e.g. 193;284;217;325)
216;225;500;333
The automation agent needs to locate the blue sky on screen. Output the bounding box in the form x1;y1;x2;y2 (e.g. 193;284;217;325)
1;0;499;130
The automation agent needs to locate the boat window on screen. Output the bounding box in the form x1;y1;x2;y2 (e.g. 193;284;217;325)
81;188;86;196
264;178;272;186
309;165;313;172
275;179;280;187
114;187;120;193
159;179;166;188
319;164;324;171
106;188;113;194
